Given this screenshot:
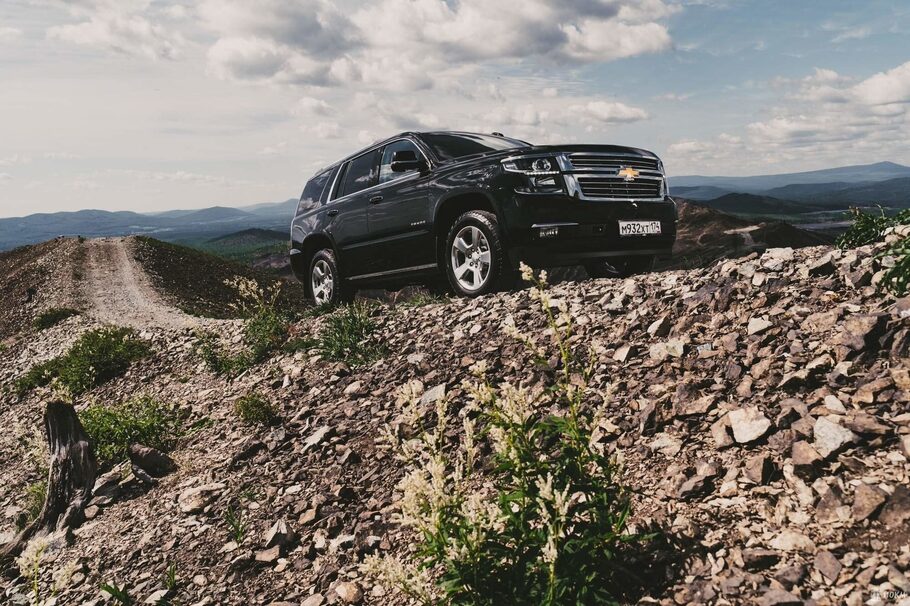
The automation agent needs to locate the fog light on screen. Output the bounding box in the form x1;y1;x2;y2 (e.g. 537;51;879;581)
539;226;559;238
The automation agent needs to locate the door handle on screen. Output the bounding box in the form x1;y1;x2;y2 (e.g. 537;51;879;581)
369;195;384;204
327;209;339;217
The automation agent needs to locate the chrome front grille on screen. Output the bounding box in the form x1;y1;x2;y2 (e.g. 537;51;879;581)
576;176;662;199
568;154;658;171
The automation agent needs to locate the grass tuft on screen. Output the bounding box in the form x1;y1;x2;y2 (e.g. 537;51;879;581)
15;327;150;396
18;480;47;530
317;301;386;367
233;392;278;426
396;290;448;308
33;307;80;331
224;504;247;543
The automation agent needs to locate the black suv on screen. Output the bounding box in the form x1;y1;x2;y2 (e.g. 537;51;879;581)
290;131;676;304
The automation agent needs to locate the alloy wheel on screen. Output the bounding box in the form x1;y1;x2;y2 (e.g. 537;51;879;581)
311;259;334;305
450;225;491;292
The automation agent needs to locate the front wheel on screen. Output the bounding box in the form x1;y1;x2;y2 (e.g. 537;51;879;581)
309;249;353;306
584;255;655;279
445;210;508;297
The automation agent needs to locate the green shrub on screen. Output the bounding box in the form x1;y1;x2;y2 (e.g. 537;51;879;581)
79;396;181;466
837;207;910;249
317;302;386;367
196;278;291;375
880;235;910;296
33;307;80;331
244;307;289;361
365;264;638;605
234;393;278;425
15;327;150;396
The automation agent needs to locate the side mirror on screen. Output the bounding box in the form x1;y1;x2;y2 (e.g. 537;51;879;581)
391;150;426;172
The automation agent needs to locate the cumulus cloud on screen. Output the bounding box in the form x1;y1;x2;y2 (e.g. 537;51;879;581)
853;61;910;106
570;100;649;123
257;141;287;156
0;26;22;42
294;97;335;117
200;0;676;89
666;60;910;173
561;20;671;61
46;1;183;59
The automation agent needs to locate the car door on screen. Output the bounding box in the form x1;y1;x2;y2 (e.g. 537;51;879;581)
364;139;433;274
325;149;379;277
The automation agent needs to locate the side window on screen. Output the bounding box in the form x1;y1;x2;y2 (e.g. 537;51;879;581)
298;170;332;213
379;140;423;184
338;150;379;198
319;166;338;204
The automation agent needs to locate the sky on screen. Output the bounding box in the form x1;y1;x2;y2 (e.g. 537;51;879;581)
1;0;909;218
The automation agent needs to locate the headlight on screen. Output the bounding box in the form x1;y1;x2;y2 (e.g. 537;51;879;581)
502;156;560;176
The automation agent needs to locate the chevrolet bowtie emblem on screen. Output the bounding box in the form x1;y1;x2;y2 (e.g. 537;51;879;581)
617;167;639;181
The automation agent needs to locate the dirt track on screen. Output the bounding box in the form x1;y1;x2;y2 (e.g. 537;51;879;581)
82;238;211;331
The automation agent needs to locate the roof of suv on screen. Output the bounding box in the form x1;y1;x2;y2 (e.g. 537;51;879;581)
317;130;526;173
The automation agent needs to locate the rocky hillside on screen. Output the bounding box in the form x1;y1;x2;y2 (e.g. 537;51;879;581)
0;235;908;606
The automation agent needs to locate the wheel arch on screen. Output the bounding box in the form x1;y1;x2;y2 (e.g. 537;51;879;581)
433;191;499;270
296;232;336;298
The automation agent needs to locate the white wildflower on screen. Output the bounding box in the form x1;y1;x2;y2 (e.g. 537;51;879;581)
362;554;441;604
463;416;476;473
469;359;488;377
519;261;535;283
541;533;558;564
16;536;49;584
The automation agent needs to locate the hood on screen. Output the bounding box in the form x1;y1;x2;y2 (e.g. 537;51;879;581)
530;144;659;158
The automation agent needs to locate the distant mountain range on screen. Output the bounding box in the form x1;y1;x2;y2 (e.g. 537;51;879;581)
672;161;910;192
671;161;910;221
0;199;297;250
2;160;908;251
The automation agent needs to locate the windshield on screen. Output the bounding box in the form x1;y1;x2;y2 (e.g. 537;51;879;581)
421;133;529;161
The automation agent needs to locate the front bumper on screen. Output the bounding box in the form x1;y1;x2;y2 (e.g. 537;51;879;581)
501;191;677;268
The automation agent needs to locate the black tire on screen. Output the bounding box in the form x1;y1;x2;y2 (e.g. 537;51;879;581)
584;255;655;279
309;249;353;306
444;210;508;297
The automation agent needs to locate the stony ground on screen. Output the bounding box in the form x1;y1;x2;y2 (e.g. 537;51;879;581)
0;235;908;606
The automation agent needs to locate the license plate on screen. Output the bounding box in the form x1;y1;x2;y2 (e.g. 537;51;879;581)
618;220;662;236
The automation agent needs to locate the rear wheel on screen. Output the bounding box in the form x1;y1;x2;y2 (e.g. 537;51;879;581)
445;211;507;297
584;255;655;279
309;249;352;306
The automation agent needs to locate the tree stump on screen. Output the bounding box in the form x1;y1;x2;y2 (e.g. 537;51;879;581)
1;401;97;566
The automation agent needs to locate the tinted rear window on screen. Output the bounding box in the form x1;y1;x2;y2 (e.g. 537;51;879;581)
298;170;332;212
421;133;528;161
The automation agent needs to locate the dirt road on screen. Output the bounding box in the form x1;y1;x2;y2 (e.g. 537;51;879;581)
83;238;211;331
